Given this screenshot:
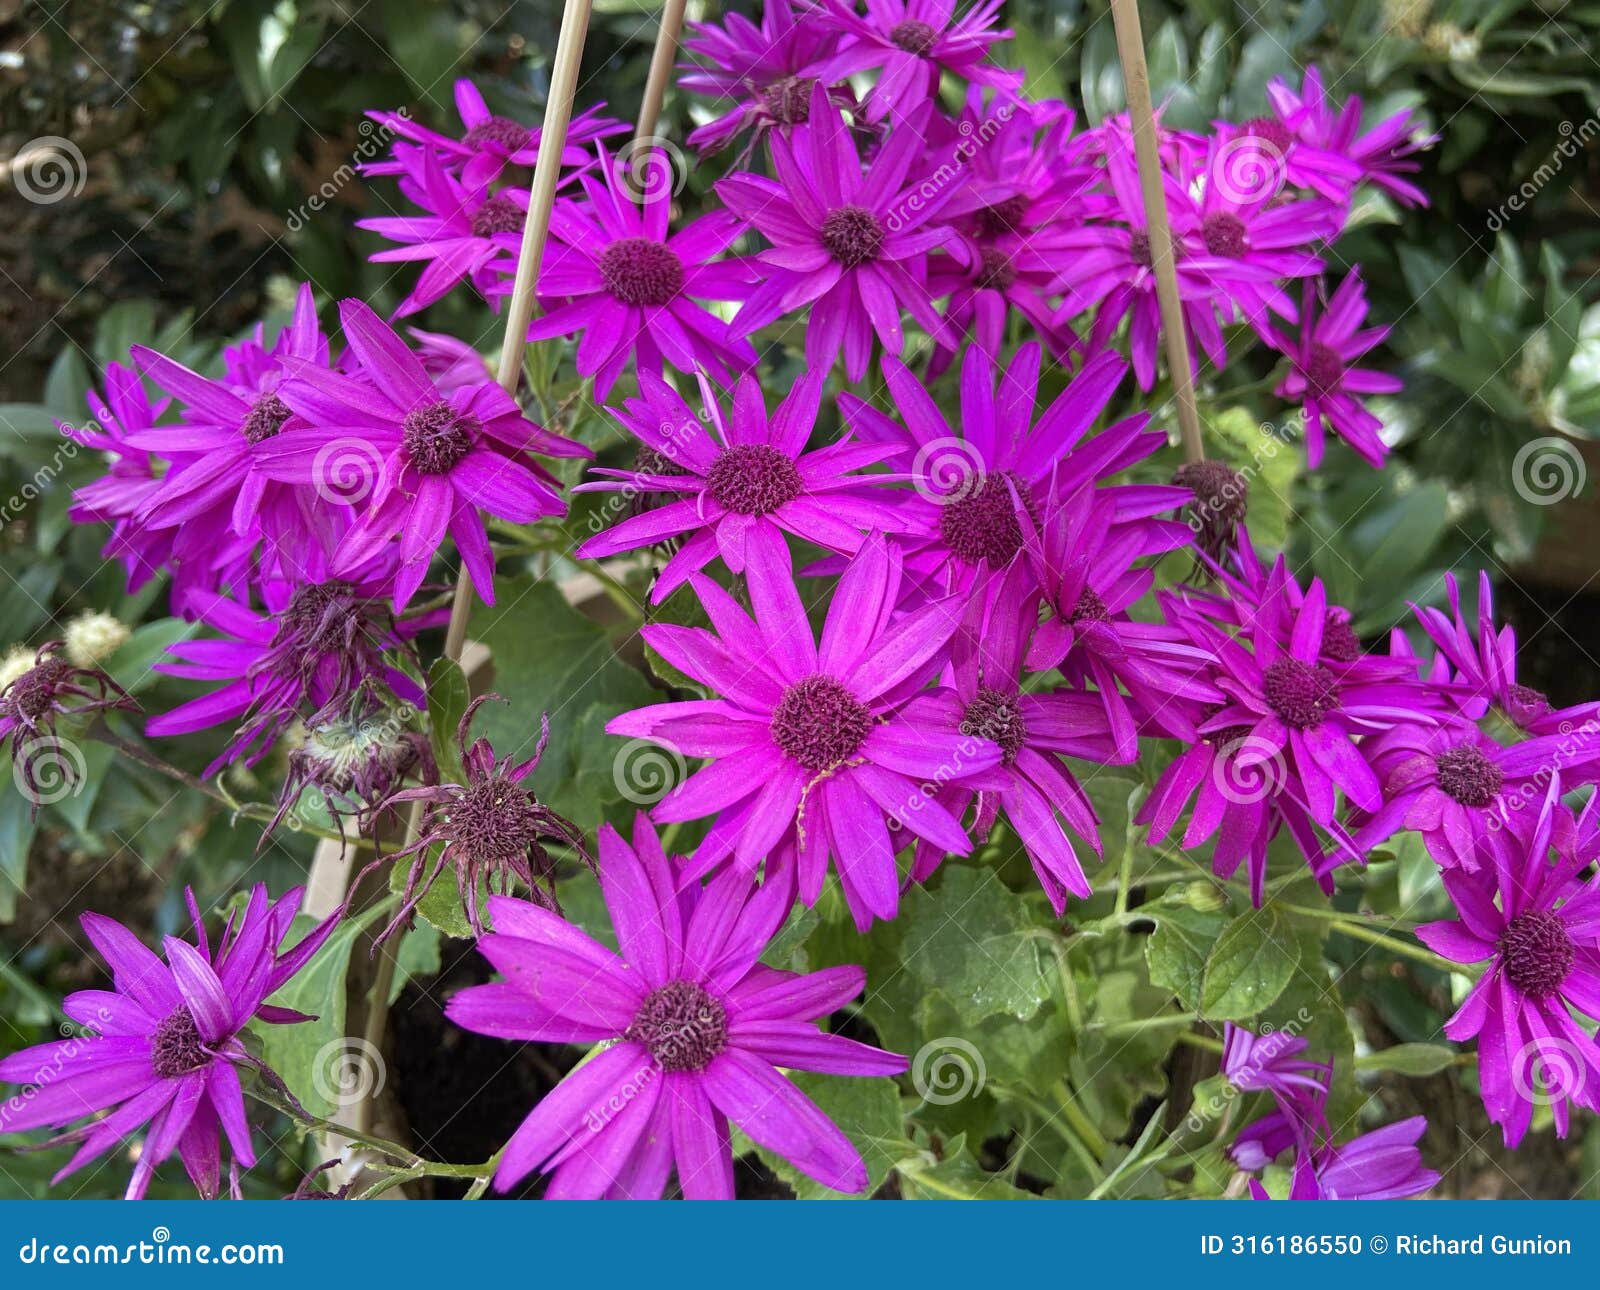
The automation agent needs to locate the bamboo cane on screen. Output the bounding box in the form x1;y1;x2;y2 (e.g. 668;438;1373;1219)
634;0;689;148
1107;0;1205;463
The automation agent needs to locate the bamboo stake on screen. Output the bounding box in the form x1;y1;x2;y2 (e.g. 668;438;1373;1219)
337;0;599;1156
634;0;688;148
1107;0;1205;463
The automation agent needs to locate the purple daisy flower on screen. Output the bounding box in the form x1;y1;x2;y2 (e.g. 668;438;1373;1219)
519;146;756;398
680;0;848;155
574;370;909;602
907;559;1117;912
1352;720;1592;871
357;149;525;318
718;86;958;382
1022;483;1219;760
1239;1114;1438;1200
0;886;338;1199
446;815;907;1198
364;79;624;188
817;0;1022;125
1220;1023;1332;1128
835;345;1187;599
608;533;1002;929
1417;784;1600;1147
127;283;345;586
1266;66;1433;208
145;578;428;774
256;299;587;610
1268;272;1402;468
62;361;177;592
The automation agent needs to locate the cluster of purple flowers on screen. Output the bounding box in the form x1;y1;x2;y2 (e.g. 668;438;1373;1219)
8;0;1595;1205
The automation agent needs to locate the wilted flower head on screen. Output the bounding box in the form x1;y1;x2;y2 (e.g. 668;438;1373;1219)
1172;458;1249;566
0;642;138;811
371;696;590;941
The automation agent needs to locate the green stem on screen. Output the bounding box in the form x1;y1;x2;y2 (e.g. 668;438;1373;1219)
1324;918;1465;975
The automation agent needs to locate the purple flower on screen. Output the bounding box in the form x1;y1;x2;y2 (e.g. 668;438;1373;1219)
257;299;587;609
1269;273;1401;468
1023;483;1218;760
836;345;1186;599
680;0;847;154
1417;785;1600;1147
372;696;589;940
357;149;525;317
719;86;957;381
1220;1023;1331;1128
1241;1113;1438;1200
0;886;337;1199
1266;66;1433;208
608;534;1001;929
520;147;756;397
446;815;906;1198
127;283;345;587
0;642;138;810
1352;720;1591;871
145;579;427;774
575;370;909;602
62;362;176;592
908;559;1117;912
818;0;1022;125
364;79;623;188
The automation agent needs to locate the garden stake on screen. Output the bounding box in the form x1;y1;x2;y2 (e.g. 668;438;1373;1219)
634;0;689;149
1107;0;1205;463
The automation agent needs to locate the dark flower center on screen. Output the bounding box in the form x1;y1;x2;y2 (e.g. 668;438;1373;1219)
469;193;525;239
2;658;68;722
151;1009;210;1079
449;777;565;866
1245;117;1293;154
1202;211;1248;258
976;246;1017;291
463;115;532;153
1067;587;1109;624
1262;657;1340;730
961;686;1026;765
1434;742;1503;807
624;980;729;1073
1173;458;1248;527
1320;611;1362;663
1304;343;1345;398
242;392;292;444
705;443;803;516
938;469;1037;568
770;675;873;773
761;75;816;125
599;237;684;307
1129;230;1154;268
402;401;478;475
820;205;885;268
975;194;1029;238
1499;909;1574;999
889;18;939;54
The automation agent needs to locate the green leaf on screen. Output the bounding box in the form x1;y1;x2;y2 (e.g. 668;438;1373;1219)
897;1139;1039;1200
1356;1043;1456;1077
424;656;470;783
1200;907;1298;1020
901;865;1054;1025
0;786;38;923
101;618;200;695
1145;898;1226;1013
